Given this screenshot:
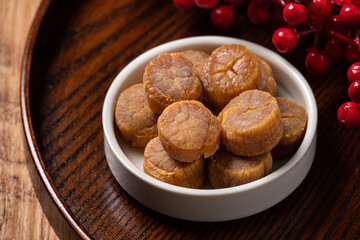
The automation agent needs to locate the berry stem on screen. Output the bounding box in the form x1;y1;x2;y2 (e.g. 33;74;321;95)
298;27;317;37
328;30;358;48
313;30;319;48
354;29;360;44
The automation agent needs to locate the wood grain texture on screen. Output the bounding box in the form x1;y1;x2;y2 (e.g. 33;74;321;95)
0;0;80;239
21;0;360;239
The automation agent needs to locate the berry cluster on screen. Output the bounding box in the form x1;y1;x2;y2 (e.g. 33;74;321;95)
271;0;360;75
173;0;360;74
337;62;360;127
172;0;360;127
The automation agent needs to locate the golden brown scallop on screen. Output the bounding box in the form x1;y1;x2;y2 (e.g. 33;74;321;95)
143;137;205;188
208;146;273;188
218;89;283;156
201;44;260;111
257;58;276;96
143;52;203;114
157;100;221;162
271;97;308;159
180;49;210;74
114;83;158;147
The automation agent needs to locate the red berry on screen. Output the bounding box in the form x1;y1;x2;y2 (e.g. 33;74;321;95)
339;4;360;27
345;45;360;62
173;0;195;10
309;0;332;16
211;5;235;29
347;62;360;82
326;15;349;35
247;1;271;24
325;38;345;61
305;50;331;74
309;0;332;24
283;3;308;25
272;28;298;53
337;101;360;127
349;80;360;103
195;0;219;9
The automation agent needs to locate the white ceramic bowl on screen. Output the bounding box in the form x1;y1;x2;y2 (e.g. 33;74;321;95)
102;36;317;222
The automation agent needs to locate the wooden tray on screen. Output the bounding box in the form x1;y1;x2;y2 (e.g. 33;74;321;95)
21;0;360;239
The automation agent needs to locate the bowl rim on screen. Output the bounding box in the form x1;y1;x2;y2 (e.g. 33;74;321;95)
102;35;318;197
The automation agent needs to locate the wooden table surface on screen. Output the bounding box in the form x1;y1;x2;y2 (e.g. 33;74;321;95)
0;0;78;239
4;0;360;239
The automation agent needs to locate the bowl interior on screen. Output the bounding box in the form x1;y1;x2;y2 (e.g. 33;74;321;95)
103;36;317;193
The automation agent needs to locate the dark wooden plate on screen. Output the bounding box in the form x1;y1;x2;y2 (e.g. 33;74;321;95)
21;0;360;239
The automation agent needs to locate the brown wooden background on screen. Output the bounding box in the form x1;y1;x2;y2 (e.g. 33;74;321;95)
0;0;80;239
3;0;360;239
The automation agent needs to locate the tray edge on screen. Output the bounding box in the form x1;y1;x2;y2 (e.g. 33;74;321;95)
20;0;93;239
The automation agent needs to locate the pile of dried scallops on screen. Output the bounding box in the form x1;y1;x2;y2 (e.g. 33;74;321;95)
114;44;307;189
